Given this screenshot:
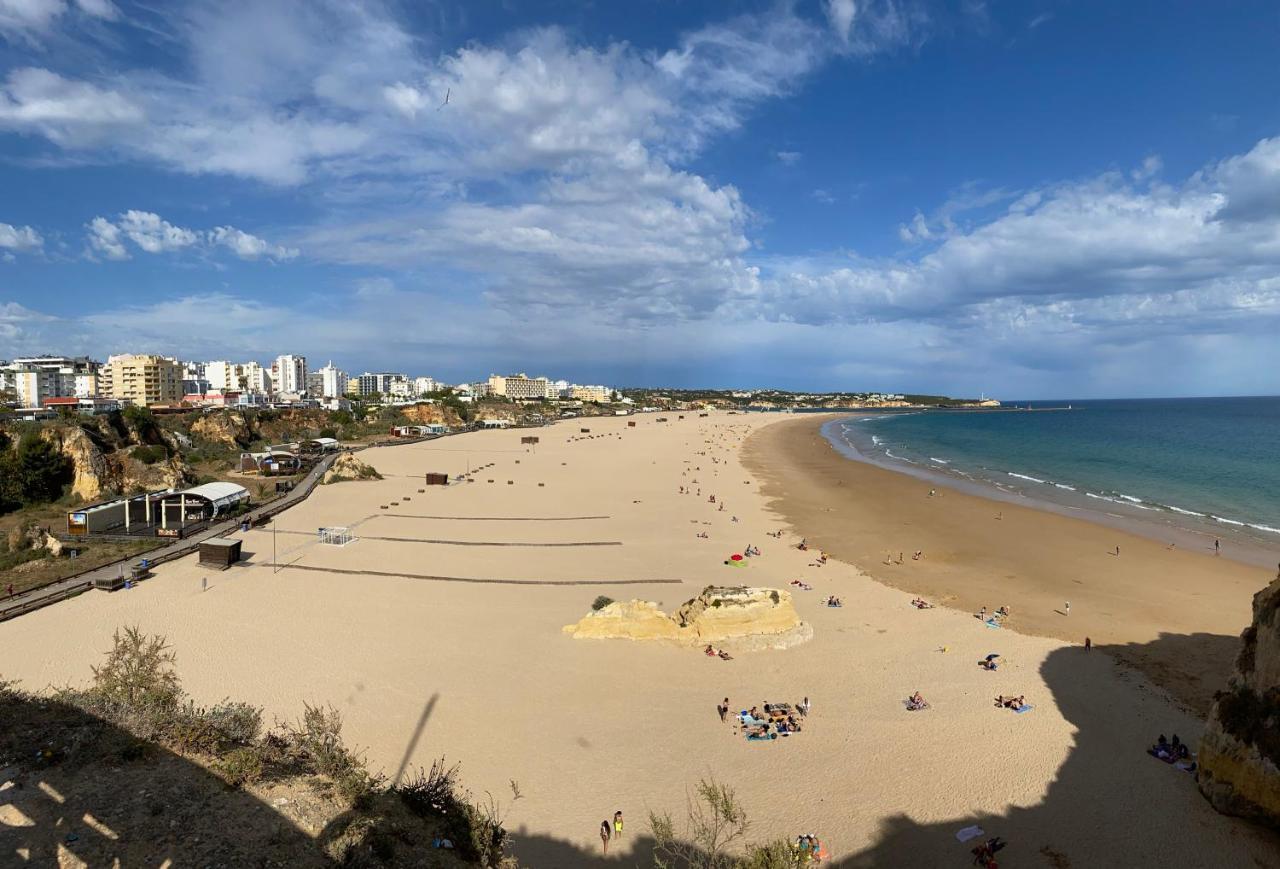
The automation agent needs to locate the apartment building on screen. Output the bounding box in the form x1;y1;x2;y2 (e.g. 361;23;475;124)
413;376;438;396
272;354;308;395
206;360;272;395
100;354;183;406
487;373;555;400
3;356;101;406
351;372;405;397
568;384;612;403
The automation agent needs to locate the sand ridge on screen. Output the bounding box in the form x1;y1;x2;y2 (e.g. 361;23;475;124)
2;412;1277;866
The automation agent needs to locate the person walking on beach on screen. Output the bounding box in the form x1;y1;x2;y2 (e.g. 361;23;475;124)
1065;601;1071;617
1214;538;1220;556
1085;636;1092;652
600;820;612;855
614;811;624;839
1114;545;1121;556
718;698;729;722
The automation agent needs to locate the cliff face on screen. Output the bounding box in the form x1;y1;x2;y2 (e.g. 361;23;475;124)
39;425;194;502
400;403;464;427
563;586;811;651
1199;574;1280;828
190;411;256;448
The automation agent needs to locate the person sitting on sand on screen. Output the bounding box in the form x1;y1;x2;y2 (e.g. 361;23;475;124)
705;644;717;656
718;650;732;660
798;539;808;551
912;550;922;561
906;692;929;711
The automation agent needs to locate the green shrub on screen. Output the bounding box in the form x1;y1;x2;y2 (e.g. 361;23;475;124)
591;595;614;611
132;444;167;465
214;746;266;788
291;703;382;804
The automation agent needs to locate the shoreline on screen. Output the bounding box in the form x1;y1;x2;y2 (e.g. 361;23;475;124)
742;414;1275;714
823;416;1280;571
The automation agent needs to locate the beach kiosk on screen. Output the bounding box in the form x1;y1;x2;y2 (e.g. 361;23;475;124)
425;472;449;486
198;537;242;570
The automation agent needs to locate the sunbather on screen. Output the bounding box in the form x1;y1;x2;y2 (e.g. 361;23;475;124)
906;692;929;711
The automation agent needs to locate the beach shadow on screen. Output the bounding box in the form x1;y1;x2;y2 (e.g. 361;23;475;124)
828;631;1280;868
0;691;331;866
488;633;1280;869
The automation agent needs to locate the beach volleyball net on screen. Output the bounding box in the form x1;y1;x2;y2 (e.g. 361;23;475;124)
318;526;355;546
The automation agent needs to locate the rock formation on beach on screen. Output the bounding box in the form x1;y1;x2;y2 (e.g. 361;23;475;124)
1198;574;1280;828
322;453;382;484
563;585;812;650
38;420;193;502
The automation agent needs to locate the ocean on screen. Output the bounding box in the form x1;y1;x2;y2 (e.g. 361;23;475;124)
825;396;1280;549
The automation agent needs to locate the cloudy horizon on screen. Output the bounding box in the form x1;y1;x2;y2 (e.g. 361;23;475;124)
2;1;1279;399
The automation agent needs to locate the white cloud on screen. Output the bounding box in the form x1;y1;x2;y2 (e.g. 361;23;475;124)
86;211;297;262
776;150;802;165
209;226;299;261
0;0;117;39
0;68;143;144
824;0;858;42
0;221;42;251
116;210;198;254
86;216;127;260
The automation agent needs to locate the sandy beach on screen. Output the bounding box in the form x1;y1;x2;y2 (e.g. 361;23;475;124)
3;412;1278;866
743;415;1278;715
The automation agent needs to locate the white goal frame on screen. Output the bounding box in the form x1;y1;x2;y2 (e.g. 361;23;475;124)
318;526;355;546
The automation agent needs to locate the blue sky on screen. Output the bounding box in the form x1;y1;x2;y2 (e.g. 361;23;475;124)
1;0;1279;398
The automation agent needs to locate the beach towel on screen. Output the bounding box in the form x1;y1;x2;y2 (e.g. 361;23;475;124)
1014;704;1034;714
985;619;1001;629
955;825;984;843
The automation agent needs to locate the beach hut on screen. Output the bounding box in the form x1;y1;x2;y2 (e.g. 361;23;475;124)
580;427;591;433
199;537;242;569
425;472;449;486
521;436;540;445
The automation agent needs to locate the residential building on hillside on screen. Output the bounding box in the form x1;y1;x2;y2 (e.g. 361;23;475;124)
272;354;308;395
352;372;405;397
387;376;413;400
413;376;438;395
100;354;183;406
5;356;100;404
207;360;272;395
487;372;554;400
567;384;612;403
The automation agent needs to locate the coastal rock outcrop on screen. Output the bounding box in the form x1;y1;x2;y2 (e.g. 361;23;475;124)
323;453;382;484
400;403;465;428
191;411;256;449
1198;574;1280;828
38;425;193;501
563;585;812;651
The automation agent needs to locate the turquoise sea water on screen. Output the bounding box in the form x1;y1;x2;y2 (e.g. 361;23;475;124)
826;397;1280;548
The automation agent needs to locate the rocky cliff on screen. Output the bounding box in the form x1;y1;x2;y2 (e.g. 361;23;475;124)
39;424;193;502
563;585;811;651
400;403;465;427
1198;574;1280;828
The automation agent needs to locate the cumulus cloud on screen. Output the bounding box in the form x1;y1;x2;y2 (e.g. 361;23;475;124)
86;211;296;262
0;221;42;251
209;226;299;260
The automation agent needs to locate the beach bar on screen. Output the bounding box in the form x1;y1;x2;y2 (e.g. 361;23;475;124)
68;491;167;536
154;482;249;533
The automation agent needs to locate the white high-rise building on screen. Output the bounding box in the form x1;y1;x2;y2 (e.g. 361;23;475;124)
314;361;349;399
5;356;101;404
272;355;308;395
413;376;438;396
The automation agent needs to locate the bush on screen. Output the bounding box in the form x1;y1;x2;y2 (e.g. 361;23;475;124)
132;444;167;465
395;756;463;817
214;745;266;788
90;626;182;714
650;777;752;869
291;703;382;804
591;595;614;611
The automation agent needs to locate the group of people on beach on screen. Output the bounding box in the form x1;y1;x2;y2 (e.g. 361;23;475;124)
725;697;811;741
994;694;1028;711
1148;733;1193;767
704;644;733;660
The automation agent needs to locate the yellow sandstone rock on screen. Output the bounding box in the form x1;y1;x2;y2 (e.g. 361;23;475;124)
563;586;811;651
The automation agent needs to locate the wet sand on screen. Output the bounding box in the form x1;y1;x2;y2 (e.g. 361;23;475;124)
742;415;1276;713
